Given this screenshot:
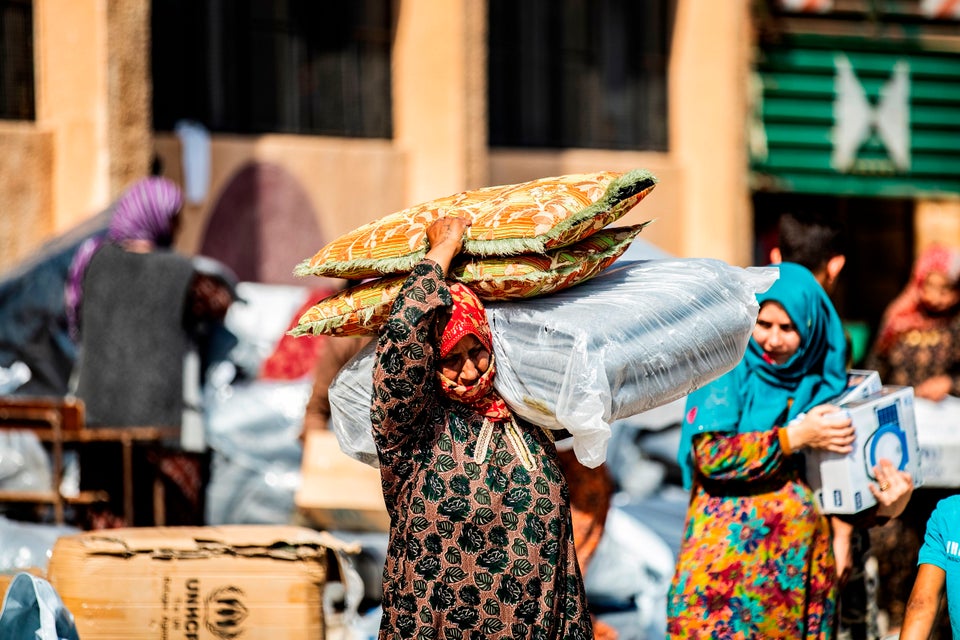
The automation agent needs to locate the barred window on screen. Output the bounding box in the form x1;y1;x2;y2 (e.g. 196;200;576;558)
152;0;392;138
0;0;35;121
488;0;672;151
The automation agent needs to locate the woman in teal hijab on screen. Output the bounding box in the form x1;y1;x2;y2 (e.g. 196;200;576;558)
676;262;850;489
667;262;855;639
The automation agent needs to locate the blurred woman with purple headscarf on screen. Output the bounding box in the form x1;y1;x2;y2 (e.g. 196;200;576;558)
64;175;232;529
65;176;184;338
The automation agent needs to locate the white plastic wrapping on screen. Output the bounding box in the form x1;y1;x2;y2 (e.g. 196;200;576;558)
329;259;778;468
328;340;380;467
489;259;777;466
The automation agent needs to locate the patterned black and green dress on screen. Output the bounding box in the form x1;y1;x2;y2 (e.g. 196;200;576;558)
370;260;592;640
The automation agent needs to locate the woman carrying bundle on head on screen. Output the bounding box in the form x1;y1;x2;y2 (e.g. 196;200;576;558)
369;215;592;639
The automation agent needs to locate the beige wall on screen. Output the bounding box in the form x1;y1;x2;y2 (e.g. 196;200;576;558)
33;0;110;232
0;0;151;273
670;0;753;265
106;0;152;193
915;198;960;254
0;124;54;270
155;134;408;257
393;0;489;203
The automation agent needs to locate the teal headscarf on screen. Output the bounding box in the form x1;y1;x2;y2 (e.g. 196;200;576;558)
677;262;848;489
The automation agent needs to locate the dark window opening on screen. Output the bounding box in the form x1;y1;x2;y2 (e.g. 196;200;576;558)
0;0;35;121
488;0;672;151
151;0;393;138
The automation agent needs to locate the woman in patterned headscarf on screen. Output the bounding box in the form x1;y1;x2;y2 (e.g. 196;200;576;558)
65;176;184;338
869;243;960;398
865;244;960;638
370;216;592;640
65;176;235;529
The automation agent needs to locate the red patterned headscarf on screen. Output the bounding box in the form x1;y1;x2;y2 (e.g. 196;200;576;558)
436;283;511;421
874;244;960;355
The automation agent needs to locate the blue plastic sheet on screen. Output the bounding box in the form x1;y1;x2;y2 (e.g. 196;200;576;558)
0;573;79;640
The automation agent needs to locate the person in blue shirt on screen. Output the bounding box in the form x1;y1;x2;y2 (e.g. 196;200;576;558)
900;495;960;639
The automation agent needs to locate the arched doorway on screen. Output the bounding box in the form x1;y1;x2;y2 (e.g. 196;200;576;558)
200;162;324;285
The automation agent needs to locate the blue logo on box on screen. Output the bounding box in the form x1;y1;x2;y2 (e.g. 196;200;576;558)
833;490;842;507
855;492;862;510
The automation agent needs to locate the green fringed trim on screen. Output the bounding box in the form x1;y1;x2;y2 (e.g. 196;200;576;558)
538;168;657;239
288;295;389;337
461;236;550;257
289;318;347;337
293;250;427;279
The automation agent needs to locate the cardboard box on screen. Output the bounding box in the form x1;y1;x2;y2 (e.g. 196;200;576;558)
807;386;924;514
296;431;390;532
803;370;882;510
913;396;960;488
835;370;882;405
46;525;358;640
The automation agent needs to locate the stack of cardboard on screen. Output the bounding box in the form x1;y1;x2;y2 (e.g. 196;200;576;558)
45;525;358;640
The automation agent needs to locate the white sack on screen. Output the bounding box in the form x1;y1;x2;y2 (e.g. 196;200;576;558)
330;259;777;468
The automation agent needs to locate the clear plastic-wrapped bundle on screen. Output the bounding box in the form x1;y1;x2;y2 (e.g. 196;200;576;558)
329;259;778;468
327;339;379;467
488;259;777;466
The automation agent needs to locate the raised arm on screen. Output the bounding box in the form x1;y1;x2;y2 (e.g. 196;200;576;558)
424;215;471;275
370;217;472;459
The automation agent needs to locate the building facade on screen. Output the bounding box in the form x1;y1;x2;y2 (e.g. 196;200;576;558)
0;0;752;276
2;0;959;344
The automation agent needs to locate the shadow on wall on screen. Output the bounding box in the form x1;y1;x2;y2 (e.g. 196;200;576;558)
200;162;324;285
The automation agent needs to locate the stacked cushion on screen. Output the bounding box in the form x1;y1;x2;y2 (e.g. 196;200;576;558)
294;169;656;279
291;223;648;337
291;169;657;337
451;223;649;301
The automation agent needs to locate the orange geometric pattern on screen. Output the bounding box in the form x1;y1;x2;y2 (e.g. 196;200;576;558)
290;275;406;338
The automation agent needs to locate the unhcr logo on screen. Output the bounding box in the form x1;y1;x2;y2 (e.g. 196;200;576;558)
204;586;248;639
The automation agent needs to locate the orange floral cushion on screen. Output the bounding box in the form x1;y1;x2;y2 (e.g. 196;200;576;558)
290;224;649;337
290;276;406;338
451;223;649;301
294;169;657;279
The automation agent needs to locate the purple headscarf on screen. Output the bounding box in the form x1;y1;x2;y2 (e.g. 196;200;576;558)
65;177;184;338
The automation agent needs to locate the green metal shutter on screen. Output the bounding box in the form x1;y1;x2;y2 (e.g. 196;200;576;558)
751;34;960;197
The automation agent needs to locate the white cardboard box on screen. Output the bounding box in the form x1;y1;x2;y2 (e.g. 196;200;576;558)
913;396;960;488
807;385;924;514
804;370;882;510
835;369;882;405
